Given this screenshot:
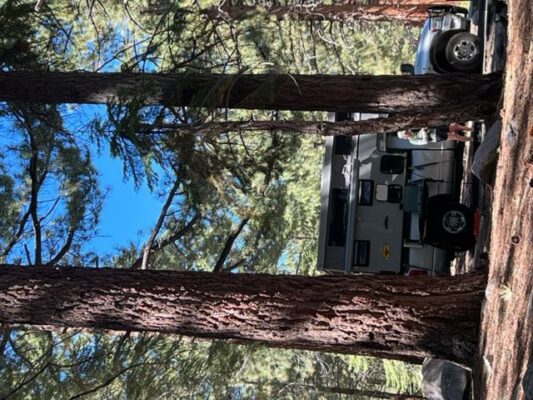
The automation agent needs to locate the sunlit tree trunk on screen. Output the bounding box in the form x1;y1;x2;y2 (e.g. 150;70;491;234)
201;4;428;25
0;71;501;116
0;265;485;367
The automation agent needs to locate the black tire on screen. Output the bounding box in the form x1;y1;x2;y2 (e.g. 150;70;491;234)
445;32;482;73
426;202;475;251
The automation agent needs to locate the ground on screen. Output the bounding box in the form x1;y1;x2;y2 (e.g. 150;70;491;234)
472;0;533;397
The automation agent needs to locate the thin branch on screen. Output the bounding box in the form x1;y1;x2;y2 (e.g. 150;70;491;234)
1;209;31;258
131;213;200;270
212;217;250;272
27;130;43;265
46;228;76;266
23;244;32;265
221;257;246;272
112;332;131;368
152;213;201;251
139;174;182;270
3;361;51;399
0;326;11;355
68;362;146;400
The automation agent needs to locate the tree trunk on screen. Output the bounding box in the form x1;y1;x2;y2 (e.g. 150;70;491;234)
201;4;428;25
245;379;424;399
473;0;533;396
143;111;482;136
0;265;485;366
0;71;501;116
369;0;459;5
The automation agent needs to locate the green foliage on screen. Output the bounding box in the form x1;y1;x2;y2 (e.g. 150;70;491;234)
0;104;103;265
383;359;422;394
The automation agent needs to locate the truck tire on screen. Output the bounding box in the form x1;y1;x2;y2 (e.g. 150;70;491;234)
445;32;482;73
426;202;475;251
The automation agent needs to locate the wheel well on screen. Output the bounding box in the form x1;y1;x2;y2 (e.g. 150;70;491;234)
428;194;455;208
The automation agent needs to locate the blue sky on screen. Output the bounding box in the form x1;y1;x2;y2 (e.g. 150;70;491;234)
0;103;163;260
89;148;161;255
69;104;162;256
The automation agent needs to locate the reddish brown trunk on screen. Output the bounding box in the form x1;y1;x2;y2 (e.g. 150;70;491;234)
0;71;501;116
245;380;424;399
0;265;485;366
202;4;427;24
474;0;533;397
369;0;458;5
144;111;484;136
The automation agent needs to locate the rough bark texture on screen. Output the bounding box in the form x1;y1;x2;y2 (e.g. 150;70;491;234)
371;0;459;4
474;0;533;397
0;71;501;115
0;265;485;366
201;5;427;24
245;380;424;399
145;111;487;136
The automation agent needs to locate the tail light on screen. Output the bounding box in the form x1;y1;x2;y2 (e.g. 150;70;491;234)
430;17;443;32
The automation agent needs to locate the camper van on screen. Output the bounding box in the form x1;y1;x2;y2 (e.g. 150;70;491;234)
317;113;476;276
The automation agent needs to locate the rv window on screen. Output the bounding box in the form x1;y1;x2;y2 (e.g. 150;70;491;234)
388;185;403;203
333;136;352;155
353;240;370;267
327;189;348;246
380;155;404;174
358;180;374;205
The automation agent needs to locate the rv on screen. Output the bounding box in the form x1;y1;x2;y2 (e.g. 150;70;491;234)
317;113;476;276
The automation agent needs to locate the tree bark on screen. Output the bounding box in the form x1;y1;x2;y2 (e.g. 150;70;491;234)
0;71;501;116
143;111;482;136
201;4;428;25
0;265;485;366
473;0;533;396
245;379;424;399
369;0;459;5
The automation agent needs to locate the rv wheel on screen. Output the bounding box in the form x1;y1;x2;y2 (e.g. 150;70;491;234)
427;202;475;251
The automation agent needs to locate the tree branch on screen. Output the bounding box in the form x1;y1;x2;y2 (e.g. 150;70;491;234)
130;213;201;270
212;217;250;272
1;209;31;259
139;174;182;270
68;362;146;400
27;130;43;266
46;228;76;266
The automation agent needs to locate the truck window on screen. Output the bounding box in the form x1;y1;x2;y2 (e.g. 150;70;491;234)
327;189;348;246
380;155;404;174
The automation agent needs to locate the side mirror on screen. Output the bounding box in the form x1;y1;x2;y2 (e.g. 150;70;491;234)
400;64;415;75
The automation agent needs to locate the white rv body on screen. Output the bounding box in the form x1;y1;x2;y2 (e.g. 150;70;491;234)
317;113;474;276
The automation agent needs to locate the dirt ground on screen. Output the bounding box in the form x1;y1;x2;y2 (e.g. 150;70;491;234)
472;0;533;397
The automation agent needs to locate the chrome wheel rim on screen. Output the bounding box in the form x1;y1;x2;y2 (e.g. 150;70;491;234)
453;40;477;61
442;210;466;234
